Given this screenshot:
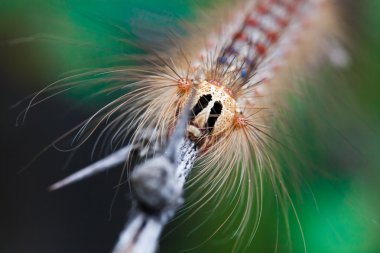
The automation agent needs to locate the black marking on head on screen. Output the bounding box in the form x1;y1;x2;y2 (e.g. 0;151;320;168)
191;94;212;117
207;101;223;133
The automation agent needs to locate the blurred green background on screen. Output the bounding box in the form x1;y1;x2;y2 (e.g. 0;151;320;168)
1;0;380;253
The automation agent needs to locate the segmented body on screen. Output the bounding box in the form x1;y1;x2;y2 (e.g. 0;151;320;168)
193;0;316;83
217;0;306;78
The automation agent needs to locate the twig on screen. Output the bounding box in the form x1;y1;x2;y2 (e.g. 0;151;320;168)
113;91;197;253
49;90;197;253
48;144;136;191
113;140;197;253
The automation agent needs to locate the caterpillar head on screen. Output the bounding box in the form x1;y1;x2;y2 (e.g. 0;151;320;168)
186;80;237;148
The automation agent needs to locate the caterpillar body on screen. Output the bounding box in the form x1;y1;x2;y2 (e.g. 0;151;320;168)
24;0;352;252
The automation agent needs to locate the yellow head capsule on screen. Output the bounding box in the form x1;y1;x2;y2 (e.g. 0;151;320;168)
187;81;236;142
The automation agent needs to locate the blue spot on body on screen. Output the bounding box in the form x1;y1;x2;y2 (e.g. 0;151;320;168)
241;69;247;78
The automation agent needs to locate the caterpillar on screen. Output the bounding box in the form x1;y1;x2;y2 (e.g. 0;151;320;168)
18;0;357;252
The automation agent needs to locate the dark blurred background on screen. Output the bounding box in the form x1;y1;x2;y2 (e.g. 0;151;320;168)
1;0;380;252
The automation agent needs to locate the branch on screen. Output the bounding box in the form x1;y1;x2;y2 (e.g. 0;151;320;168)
113;90;197;253
49;91;197;253
112;140;197;253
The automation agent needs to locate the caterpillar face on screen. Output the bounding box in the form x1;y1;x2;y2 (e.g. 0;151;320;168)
186;81;236;145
